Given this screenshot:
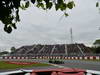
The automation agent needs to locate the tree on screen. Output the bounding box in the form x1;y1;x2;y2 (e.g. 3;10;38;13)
92;39;100;53
93;39;100;47
10;46;16;53
0;51;9;56
0;0;75;33
0;0;99;34
96;1;100;8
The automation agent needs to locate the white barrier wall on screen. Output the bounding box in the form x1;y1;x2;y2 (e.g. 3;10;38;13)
1;56;100;60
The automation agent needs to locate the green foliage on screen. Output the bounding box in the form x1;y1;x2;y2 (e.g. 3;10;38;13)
67;1;75;9
0;0;75;33
93;39;100;45
96;2;99;7
31;0;35;4
91;47;100;53
0;0;21;33
92;39;100;53
20;1;30;10
25;1;30;8
95;47;100;53
10;47;16;53
0;51;9;56
96;1;100;12
64;13;69;17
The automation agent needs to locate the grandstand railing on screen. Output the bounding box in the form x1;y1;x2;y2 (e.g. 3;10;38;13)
8;53;100;56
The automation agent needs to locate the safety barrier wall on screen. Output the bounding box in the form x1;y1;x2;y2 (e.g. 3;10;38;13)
0;56;29;60
0;56;100;60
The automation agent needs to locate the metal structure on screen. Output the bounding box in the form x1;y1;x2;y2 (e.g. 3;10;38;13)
70;28;74;44
11;43;92;57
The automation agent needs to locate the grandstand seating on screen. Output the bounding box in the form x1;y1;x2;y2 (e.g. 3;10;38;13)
11;43;92;56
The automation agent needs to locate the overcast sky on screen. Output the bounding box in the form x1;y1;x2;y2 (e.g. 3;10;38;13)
0;0;100;51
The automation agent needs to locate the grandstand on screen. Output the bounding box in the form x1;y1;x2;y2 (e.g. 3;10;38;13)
11;43;92;57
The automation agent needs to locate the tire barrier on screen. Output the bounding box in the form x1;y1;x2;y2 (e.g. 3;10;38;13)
0;68;100;75
1;56;100;60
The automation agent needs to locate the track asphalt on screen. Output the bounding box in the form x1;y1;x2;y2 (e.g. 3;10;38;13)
0;59;100;72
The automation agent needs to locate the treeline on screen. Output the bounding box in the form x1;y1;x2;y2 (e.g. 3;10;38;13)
91;47;100;53
0;51;9;56
91;39;100;54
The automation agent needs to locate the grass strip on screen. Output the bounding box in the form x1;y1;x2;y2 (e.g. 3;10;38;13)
0;61;51;70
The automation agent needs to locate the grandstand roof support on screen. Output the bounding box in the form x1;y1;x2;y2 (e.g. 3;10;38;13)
25;45;37;54
37;45;45;54
65;44;68;56
76;44;85;56
17;48;26;53
50;45;56;55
